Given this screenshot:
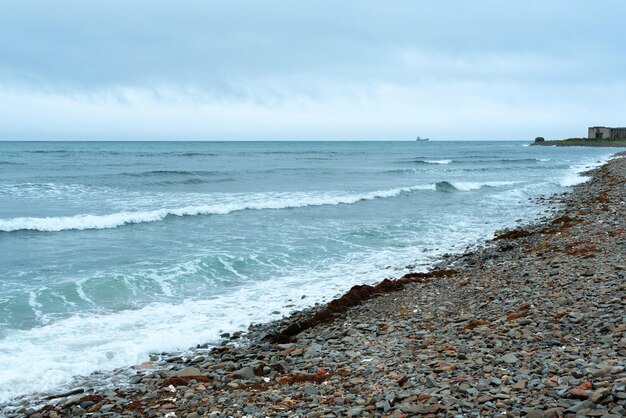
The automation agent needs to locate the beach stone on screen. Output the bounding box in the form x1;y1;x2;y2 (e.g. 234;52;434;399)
566;400;595;413
569;388;590;399
511;380;527;390
232;367;256;379
498;353;519;364
590;387;610;403
347;407;363;416
303;385;319;396
175;367;201;377
591;367;612;378
304;343;323;358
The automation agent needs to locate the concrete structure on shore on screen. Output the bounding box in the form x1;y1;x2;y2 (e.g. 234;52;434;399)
588;126;626;139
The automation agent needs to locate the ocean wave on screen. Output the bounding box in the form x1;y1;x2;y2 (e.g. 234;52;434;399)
413;159;452;165
23;150;71;154
0;183;112;198
0;180;526;232
0;185;435;232
464;158;546;164
148;177;234;186
121;170;223;177
258;150;341;155
411;158;547;165
559;156;612;187
175;152;218;157
435;180;520;193
423;159;452;165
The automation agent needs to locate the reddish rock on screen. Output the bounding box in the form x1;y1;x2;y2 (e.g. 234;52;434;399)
568;388;590;400
396;375;408;386
543;408;565;418
161;376;190;387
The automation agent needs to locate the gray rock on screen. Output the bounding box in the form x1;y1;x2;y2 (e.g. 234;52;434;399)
232;366;256;380
175;367;201;377
566;400;594;413
498;353;519;364
303;385;319;396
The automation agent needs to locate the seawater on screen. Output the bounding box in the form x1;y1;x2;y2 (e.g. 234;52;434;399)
0;141;617;403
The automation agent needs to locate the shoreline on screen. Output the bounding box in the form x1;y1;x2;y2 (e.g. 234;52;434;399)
6;153;626;417
531;138;626;147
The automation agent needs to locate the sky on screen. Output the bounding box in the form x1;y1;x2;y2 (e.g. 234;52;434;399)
0;1;625;141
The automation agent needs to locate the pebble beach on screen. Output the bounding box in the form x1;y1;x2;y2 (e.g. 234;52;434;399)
8;152;626;417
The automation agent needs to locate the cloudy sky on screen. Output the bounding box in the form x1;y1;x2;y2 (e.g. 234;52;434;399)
1;1;625;140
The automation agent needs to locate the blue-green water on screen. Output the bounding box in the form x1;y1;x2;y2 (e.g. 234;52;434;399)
0;141;617;402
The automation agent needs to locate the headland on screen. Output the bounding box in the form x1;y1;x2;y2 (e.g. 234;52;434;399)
532;138;626;147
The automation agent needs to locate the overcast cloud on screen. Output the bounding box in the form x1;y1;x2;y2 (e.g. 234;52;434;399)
1;0;625;140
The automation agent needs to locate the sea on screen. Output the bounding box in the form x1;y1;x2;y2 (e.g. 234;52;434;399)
0;140;618;404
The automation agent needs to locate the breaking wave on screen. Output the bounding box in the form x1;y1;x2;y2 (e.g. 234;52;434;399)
421;159;452;165
435;180;520;193
413;160;452;165
559;156;613;187
0;180;525;232
0;185;435;232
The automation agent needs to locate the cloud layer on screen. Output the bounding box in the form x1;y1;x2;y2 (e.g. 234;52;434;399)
1;0;625;140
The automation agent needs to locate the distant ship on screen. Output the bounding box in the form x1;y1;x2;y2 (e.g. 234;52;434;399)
416;136;429;141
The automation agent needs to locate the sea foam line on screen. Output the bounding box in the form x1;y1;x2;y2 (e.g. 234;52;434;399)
0;227;493;405
559;154;614;187
0;185;433;232
423;159;452;165
0;180;522;233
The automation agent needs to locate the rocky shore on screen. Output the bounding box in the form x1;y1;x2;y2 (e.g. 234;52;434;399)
6;153;626;417
531;138;626;147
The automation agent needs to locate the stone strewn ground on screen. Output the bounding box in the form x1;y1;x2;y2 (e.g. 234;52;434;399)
9;154;626;417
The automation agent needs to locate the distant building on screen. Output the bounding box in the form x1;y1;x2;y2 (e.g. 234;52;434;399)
588;126;626;139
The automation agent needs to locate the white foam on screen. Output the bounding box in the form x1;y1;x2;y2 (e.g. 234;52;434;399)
0;183;114;199
0;240;459;404
559;155;613;187
451;181;520;191
0;184;548;404
560;172;591;187
75;279;96;305
0;185;436;232
27;291;45;324
424;159;452;165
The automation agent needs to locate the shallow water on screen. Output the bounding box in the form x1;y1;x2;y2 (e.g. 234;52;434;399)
0;140;617;403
